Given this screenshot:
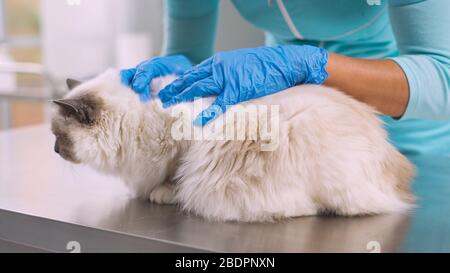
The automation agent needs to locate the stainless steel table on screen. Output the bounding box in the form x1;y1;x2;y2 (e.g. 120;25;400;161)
1;125;449;252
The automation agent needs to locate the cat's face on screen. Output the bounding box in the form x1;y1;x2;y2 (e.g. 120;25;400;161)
51;70;181;194
51;82;103;163
51;70;143;171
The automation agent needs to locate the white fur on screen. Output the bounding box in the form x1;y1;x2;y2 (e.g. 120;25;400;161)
55;69;415;222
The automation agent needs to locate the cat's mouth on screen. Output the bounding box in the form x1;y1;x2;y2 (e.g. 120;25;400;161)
54;139;60;154
53;136;80;164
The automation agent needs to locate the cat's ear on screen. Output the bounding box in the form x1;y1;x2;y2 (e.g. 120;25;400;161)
53;98;96;124
66;79;82;90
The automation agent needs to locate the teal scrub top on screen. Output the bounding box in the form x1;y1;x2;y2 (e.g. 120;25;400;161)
163;0;450;156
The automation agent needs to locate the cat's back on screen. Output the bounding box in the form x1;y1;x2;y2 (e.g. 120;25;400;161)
239;84;384;142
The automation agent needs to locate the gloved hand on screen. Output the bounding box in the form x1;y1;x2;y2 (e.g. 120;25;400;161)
120;54;192;101
158;45;328;126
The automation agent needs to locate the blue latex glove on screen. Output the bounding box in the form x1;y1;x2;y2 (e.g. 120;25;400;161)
120;54;192;102
158;45;328;126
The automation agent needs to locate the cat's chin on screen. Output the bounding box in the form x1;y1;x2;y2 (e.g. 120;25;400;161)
60;155;81;165
55;148;81;164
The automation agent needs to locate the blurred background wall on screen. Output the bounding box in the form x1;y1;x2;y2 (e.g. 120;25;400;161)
0;0;42;128
41;0;264;78
0;0;264;130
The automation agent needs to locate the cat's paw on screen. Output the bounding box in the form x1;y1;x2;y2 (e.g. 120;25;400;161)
149;184;177;205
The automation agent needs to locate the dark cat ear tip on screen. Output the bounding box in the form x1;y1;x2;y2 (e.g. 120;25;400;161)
66;78;82;90
53;99;65;105
53;99;77;111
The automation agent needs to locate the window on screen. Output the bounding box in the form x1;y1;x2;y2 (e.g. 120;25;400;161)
1;0;44;129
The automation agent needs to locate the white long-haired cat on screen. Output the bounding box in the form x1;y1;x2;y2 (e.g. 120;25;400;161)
51;69;414;222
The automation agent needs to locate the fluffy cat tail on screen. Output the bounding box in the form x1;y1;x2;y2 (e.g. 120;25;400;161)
385;147;416;208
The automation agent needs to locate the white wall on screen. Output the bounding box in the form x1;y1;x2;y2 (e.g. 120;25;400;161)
42;0;264;79
41;0;115;79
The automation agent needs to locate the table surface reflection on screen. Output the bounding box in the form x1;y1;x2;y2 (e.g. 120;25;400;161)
1;125;449;252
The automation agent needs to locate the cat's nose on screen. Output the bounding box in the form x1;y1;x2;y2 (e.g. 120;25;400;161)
54;140;60;154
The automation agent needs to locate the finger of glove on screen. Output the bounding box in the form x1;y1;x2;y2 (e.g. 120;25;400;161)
159;61;212;104
162;77;220;108
120;68;137;87
131;70;155;96
193;95;227;127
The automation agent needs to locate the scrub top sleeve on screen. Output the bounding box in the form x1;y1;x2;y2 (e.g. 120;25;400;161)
389;0;450;120
163;0;220;64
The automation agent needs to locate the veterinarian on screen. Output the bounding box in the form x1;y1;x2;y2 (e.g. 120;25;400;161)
121;0;450;155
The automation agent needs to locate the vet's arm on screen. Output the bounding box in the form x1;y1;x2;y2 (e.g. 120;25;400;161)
325;54;409;118
325;0;450;120
163;0;220;64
